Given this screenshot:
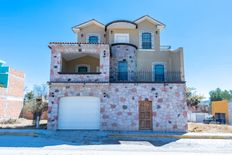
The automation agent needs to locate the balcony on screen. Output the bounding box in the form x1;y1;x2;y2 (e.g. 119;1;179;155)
49;42;110;83
110;71;184;83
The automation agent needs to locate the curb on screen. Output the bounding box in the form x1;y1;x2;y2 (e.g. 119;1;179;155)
109;134;232;139
0;132;39;137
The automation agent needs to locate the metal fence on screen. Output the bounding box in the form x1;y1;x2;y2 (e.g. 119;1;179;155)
110;71;183;83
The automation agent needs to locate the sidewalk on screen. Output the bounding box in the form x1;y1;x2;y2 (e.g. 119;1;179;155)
0;129;232;139
109;132;232;139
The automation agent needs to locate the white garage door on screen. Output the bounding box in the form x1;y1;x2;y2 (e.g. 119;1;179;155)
58;96;100;130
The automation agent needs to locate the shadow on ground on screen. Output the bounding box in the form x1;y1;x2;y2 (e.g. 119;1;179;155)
0;130;185;147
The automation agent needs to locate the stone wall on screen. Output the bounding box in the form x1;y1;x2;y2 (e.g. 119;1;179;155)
110;44;137;81
48;83;187;132
49;43;110;82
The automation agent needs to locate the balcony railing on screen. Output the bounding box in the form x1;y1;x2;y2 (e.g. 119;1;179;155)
58;72;101;74
110;71;183;83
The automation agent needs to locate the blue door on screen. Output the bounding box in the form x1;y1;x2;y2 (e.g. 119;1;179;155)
118;61;128;81
154;64;165;82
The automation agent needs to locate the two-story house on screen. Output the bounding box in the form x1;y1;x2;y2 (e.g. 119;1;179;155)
48;15;187;131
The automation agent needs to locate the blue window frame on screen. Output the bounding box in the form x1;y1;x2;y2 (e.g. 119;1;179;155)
118;61;128;81
154;64;165;82
142;32;152;49
88;36;99;43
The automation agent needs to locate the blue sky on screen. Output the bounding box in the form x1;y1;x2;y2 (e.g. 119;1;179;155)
0;0;232;98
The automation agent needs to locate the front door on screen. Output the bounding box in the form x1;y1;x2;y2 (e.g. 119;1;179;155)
118;61;128;81
139;101;153;130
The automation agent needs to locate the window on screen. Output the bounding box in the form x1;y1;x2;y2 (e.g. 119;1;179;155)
78;66;88;73
114;33;129;43
75;64;90;73
142;32;152;49
88;35;99;43
153;64;165;82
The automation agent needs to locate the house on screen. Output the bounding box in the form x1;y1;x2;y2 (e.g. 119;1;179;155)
48;15;187;131
0;60;25;120
187;100;210;123
211;100;232;125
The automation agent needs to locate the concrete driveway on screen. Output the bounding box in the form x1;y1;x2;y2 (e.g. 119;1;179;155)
0;129;232;154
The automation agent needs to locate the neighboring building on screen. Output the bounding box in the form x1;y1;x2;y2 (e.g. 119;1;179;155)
48;15;187;131
0;60;25;120
211;100;232;125
187;100;210;123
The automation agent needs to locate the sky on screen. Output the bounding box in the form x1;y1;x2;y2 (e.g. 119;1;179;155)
0;0;232;98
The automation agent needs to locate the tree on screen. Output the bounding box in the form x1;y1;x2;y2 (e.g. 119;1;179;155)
33;84;48;99
24;91;35;104
209;88;232;101
23;84;48;127
186;87;205;107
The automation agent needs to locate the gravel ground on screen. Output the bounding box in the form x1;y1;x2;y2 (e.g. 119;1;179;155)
0;118;47;129
188;122;232;133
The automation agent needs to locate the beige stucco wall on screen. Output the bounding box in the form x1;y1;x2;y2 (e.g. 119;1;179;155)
137;48;185;81
71;19;184;80
107;29;138;45
137;20;160;51
75;20;160;50
62;56;100;72
77;24;105;43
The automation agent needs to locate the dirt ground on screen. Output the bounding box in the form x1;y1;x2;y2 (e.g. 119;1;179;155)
0;118;47;129
1;119;232;133
188;122;232;133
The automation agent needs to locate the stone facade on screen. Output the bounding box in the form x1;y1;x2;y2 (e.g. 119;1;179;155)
110;44;137;81
49;43;110;82
48;16;187;132
0;67;24;120
48;83;187;132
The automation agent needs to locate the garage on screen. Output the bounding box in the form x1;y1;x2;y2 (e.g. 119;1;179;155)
58;96;100;130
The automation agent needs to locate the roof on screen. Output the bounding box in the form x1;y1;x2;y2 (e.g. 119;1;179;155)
105;20;137;31
72;15;165;32
134;15;166;30
72;19;105;32
48;42;108;49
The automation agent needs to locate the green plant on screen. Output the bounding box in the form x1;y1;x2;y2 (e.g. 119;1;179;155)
209;88;232;101
186;87;205;107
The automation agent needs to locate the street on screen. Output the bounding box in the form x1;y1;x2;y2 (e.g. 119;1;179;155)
0;130;232;154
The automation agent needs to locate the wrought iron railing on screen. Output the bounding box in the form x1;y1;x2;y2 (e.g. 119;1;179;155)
110;71;183;83
160;45;171;50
